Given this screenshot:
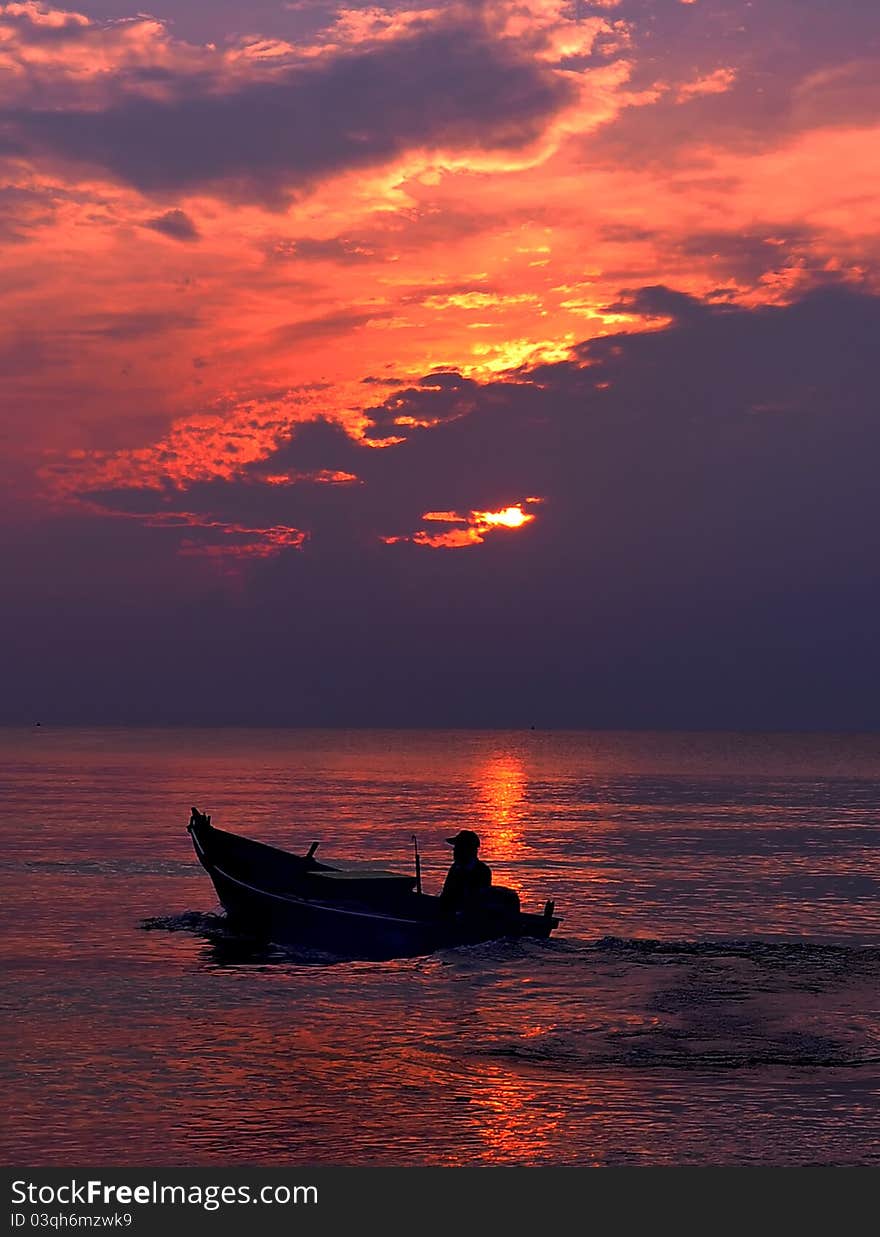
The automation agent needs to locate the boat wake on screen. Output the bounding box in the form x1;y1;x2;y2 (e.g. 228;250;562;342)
476;1033;880;1072
593;935;880;964
142;912;879;974
450;937;880;1074
141;914;879;1071
142;910;228;936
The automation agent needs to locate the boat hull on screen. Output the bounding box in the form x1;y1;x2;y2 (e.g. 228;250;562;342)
188;817;559;961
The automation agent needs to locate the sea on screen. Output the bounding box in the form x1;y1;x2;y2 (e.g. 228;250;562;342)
2;727;878;1166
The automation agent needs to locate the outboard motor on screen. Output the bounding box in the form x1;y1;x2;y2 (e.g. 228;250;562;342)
482;885;521;915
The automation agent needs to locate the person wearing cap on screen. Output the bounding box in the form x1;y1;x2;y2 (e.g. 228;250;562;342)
440;830;492;911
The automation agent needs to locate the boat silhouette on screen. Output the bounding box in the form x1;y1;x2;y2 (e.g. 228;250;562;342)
187;808;560;961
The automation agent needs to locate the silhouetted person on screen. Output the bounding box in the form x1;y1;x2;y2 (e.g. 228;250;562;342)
440;830;491;911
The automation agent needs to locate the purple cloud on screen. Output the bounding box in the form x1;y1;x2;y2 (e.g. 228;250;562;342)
144;208;200;242
3;18;575;203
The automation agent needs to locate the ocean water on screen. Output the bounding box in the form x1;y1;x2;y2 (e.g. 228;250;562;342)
2;727;878;1166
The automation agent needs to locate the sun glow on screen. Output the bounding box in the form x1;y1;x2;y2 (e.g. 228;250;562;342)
387;501;539;547
475;506;534;529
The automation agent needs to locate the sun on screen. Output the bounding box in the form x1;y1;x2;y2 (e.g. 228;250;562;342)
476;506;534;529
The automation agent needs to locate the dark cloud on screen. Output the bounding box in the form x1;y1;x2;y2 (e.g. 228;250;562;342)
6;283;880;726
364;372;480;439
144;208;200;242
669;227;819;283
79;309;200;340
583;0;880;167
2;3;878;727
602;223;843;291
599;223;659;245
0;185;58;242
88;282;880;542
609;0;880;95
3;19;574;202
270;237;376;263
606;285;715;322
0;329;54;376
789;57;880;131
82;285;878;659
270;308;391;348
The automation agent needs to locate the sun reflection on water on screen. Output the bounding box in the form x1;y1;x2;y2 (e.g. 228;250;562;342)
478;755;527;866
469;1064;566;1164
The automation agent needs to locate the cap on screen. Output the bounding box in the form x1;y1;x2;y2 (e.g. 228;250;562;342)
445;829;481;850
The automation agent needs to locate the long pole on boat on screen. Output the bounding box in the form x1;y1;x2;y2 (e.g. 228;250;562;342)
412;834;422;894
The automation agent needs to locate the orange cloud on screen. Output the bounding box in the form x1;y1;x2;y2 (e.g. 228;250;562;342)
1;0;877;553
675;67;737;102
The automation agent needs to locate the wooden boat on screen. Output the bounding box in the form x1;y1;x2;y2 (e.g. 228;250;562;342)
187;808;560;960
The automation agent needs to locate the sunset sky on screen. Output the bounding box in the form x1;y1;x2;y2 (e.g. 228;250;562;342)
2;0;879;726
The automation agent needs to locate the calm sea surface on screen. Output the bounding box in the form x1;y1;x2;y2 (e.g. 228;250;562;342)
2;727;878;1166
